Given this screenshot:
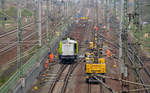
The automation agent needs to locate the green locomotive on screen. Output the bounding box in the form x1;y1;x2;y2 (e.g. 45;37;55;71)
58;38;78;63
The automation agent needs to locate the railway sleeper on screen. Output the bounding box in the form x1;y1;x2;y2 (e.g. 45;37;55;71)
85;75;106;83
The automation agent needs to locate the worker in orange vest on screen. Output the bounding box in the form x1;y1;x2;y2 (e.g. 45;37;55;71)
45;60;49;69
49;52;54;63
94;26;98;31
106;49;111;57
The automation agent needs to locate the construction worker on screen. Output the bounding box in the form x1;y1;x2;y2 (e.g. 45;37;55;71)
106;49;111;58
48;52;54;63
94;26;98;31
45;60;49;69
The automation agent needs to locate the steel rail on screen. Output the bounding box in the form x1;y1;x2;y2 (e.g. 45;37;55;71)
0;14;71;54
88;83;91;93
0;17;46;38
128;54;150;93
60;63;78;93
93;76;117;93
96;36;150;80
128;46;150;78
0;31;38;54
135;55;150;77
100;83;104;93
0;19;46;54
48;64;67;93
0;22;33;38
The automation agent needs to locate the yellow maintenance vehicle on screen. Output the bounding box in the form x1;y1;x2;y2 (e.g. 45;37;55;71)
85;57;106;83
84;26;106;83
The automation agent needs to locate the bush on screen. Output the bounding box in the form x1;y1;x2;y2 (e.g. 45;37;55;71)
5;7;32;18
21;9;32;17
5;6;17;18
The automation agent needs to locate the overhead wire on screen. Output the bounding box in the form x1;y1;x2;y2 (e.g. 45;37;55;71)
1;35;54;66
0;15;70;65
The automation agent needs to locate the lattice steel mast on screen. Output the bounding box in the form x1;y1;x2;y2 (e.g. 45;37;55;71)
121;0;130;92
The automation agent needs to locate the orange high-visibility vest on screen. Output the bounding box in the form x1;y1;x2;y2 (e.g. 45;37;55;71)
94;26;98;31
45;60;48;68
49;53;54;62
106;49;110;57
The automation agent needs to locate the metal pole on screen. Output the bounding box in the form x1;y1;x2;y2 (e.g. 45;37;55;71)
66;0;68;18
107;0;110;30
119;0;124;78
132;44;136;93
105;0;108;28
96;0;98;25
64;0;65;17
134;0;140;32
1;0;5;31
17;0;23;77
113;0;116;22
139;0;143;32
33;0;37;40
101;0;105;23
38;0;42;46
46;0;50;50
121;0;129;92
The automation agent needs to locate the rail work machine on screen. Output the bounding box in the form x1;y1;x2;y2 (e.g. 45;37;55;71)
85;26;106;83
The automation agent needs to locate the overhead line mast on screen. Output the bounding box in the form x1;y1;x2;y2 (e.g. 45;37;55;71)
134;0;140;32
38;0;42;46
113;0;117;22
1;0;5;31
95;0;98;26
46;0;50;50
33;0;38;42
121;0;130;92
17;0;23;77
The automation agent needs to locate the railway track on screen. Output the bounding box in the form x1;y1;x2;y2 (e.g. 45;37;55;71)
0;14;72;54
96;29;150;93
0;18;46;53
48;64;68;93
128;45;150;93
30;6;99;93
0;31;38;54
128;46;150;78
98;35;150;93
87;82;104;93
0;22;34;38
128;55;150;93
88;83;91;93
48;63;78;93
0;14;72;67
60;63;78;93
